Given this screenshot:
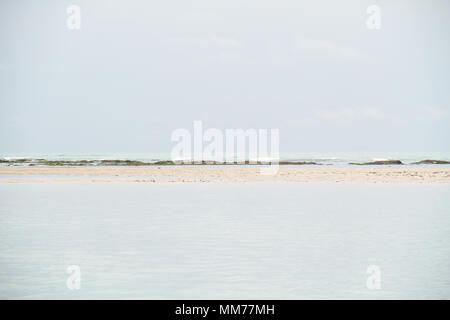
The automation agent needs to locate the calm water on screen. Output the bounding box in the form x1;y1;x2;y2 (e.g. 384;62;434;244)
2;152;450;166
0;182;449;299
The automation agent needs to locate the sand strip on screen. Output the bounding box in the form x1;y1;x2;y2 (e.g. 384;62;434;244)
0;167;450;183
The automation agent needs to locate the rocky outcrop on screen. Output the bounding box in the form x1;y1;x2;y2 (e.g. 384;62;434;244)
412;160;450;165
349;160;403;165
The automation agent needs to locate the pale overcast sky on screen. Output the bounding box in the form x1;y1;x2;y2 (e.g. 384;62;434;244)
0;0;449;153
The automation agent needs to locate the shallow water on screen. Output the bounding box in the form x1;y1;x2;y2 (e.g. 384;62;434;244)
0;183;449;299
2;152;450;167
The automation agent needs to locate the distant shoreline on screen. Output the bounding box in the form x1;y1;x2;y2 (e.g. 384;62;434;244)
1;158;450;167
1;167;449;183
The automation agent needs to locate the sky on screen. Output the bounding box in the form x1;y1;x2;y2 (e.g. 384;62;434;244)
0;0;449;153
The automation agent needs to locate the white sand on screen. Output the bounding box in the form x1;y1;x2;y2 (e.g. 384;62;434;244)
0;166;449;183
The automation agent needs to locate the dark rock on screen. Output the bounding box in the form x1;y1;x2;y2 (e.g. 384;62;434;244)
411;159;450;165
349;160;403;165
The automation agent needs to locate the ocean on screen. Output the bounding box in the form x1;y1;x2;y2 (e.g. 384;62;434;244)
0;182;449;299
1;152;450;167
